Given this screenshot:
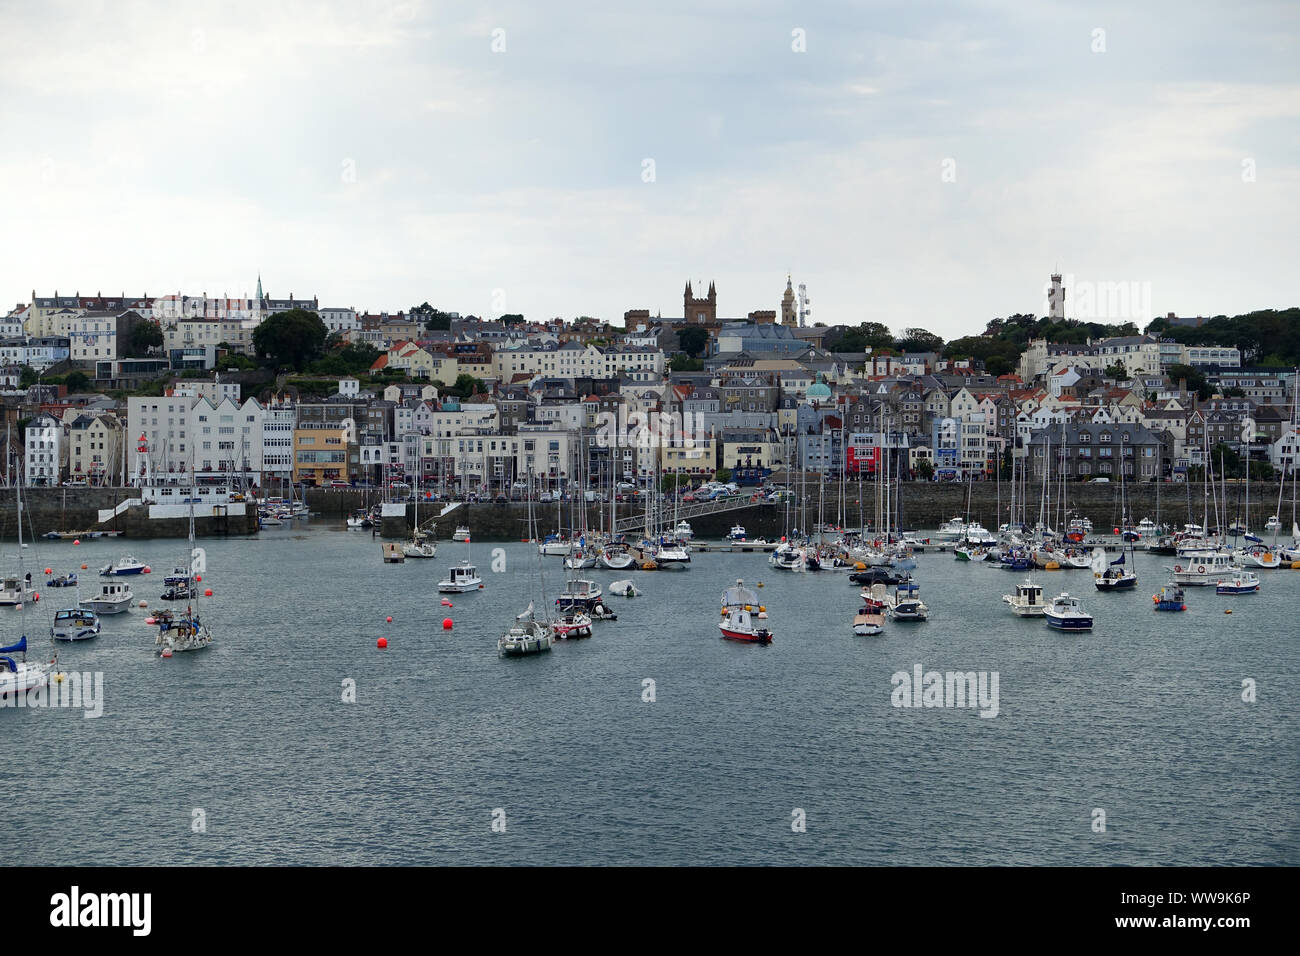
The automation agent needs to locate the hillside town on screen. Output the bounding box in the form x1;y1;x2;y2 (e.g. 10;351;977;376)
4;273;1297;493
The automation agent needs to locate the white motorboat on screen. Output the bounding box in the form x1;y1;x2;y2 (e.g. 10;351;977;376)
1136;517;1161;537
1003;577;1047;616
99;555;148;576
654;541;690;568
1215;570;1261;594
51;608;101;642
936;516;967;541
769;542;806;571
0;636;52;699
1166;551;1239;585
853;585;888;636
674;520;694;541
79;582;134;614
0;572;36;606
726;525;747;541
452;526;471;543
1044;592;1093;630
1264;515;1281;532
438;562;483;593
888;579;929;621
555;578;603;610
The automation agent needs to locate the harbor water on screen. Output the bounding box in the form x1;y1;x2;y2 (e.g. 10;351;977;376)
3;525;1296;865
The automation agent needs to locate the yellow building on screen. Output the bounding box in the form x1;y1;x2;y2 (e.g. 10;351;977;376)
293;424;353;484
659;434;717;478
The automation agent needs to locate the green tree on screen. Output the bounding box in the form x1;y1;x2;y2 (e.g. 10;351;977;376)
1104;362;1128;379
713;468;732;483
128;319;164;356
835;321;895;353
499;313;525;326
451;373;486;398
659;473;691;492
65;370;91;392
677;326;710;358
915;458;934;481
668;354;704;372
1165;363;1212;401
895;328;944;354
252;308;327;372
19;366;38;388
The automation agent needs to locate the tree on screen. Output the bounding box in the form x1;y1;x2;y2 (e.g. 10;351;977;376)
1104;362;1129;380
677;326;709;358
895;328;944;354
659;473;691;492
1165;363;1212;401
713;468;732;483
129;319;164;356
19;366;38;388
835;321;895;353
451;373;486;398
915;458;935;481
252;308;327;372
668;354;704;372
499;313;525;326
65;370;91;392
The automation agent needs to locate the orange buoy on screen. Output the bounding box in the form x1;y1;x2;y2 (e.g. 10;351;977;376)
204;588;213;597
73;540;80;546
44;568;51;575
377;637;388;648
143;566;151;573
195;575;202;583
386;616;393;623
442;618;453;630
81;564;87;570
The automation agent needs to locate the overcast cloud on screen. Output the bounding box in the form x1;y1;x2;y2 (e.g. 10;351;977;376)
1;0;1296;337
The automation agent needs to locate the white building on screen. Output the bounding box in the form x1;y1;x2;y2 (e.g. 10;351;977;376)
262;400;296;485
190;396;265;480
320;307;359;335
25;413;65;486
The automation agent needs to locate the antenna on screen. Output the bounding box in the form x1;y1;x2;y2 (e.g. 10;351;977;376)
796;284;811;328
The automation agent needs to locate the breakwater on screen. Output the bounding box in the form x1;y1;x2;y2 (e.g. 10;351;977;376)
0;488;259;540
306;480;1291;541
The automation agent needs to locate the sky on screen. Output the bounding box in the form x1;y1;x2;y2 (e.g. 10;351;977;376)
1;0;1297;339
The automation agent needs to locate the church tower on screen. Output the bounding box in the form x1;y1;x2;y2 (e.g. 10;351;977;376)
684;280;717;324
780;275;797;327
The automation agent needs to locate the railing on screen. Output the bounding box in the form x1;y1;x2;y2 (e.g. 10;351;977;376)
613;493;768;534
96;498;142;523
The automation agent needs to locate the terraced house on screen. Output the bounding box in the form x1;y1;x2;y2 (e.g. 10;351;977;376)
1025;422;1163;481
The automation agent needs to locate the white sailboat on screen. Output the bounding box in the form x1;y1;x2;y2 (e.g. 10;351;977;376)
2;481;55;696
499;474;555;657
155;498;213;653
402;476;437;559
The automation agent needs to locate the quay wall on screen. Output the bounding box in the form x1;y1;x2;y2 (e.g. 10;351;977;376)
0;488;259;540
310;481;1289;541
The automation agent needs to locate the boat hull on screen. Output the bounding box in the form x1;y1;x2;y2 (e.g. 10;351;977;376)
1045;614;1093;630
719;625;772;644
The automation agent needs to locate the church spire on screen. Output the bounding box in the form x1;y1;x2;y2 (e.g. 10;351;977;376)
256;272;263;302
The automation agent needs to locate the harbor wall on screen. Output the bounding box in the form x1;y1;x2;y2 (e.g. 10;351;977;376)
333;481;1292;541
0;488;259;540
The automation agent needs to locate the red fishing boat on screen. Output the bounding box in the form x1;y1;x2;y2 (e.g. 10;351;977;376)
718;580;772;644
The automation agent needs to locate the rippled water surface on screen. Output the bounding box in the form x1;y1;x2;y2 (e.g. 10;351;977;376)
4;525;1296;865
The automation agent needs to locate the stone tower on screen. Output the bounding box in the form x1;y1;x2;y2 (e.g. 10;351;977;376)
1047;273;1065;320
684;280;716;324
780;275;797;327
